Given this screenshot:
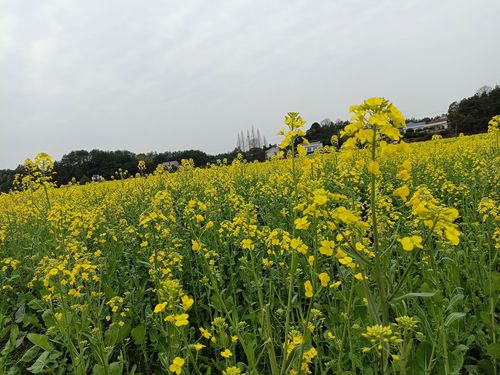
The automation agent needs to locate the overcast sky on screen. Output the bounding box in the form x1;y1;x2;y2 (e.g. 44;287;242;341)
1;0;499;168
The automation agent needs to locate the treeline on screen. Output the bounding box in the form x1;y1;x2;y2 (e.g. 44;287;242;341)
448;85;500;135
306;119;349;146
303;85;500;145
0;149;241;193
54;149;240;185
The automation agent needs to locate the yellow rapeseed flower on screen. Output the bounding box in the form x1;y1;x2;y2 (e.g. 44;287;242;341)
318;272;330;287
174;313;189;327
194;343;205;351
367;161;380;176
399;235;423;252
319;240;334;256
181;295;194;310
154;302;167;314
304;280;313;298
393;185;410;201
169;357;185;375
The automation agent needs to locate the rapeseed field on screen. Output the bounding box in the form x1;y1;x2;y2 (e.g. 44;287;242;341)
1;99;499;374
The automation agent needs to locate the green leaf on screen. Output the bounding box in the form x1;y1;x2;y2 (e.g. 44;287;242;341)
491;272;500;292
27;299;46;312
105;322;130;347
444;312;466;327
486;343;500;360
27;350;50;374
9;324;19;344
109;362;123;375
93;364;106;375
131;325;146;345
415;342;433;370
48;350;62;361
27;333;52;351
6;366;20;375
41;310;56;328
478;359;495;374
1;324;19;355
118;323;131;341
449;345;468;373
103;286;116;300
15;304;25;324
446;293;464;312
479;311;492;327
24;313;41;327
20;345;41;363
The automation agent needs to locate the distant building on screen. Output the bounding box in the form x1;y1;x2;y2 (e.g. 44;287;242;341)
160;161;180;170
427;116;448;130
405;116;448;134
265;146;280;160
303;141;323;154
406;121;427;130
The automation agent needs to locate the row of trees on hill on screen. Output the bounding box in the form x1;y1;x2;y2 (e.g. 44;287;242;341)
54;149;241;186
302;85;500;145
306;118;349;145
447;85;500;135
0;149;241;192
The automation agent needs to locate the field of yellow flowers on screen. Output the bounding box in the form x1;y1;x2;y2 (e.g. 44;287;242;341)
1;100;499;375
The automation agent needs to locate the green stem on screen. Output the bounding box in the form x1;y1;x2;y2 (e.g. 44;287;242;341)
388;219;438;302
337;285;355;373
370;127;388;324
280;251;298;374
281;141;299;374
204;258;257;373
250;251;279;375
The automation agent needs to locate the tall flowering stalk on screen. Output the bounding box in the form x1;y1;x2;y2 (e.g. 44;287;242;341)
277;112;309;374
341;97;406;324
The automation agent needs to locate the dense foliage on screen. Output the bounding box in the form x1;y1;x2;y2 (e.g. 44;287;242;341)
306;120;348;146
0;99;499;374
448;85;500;135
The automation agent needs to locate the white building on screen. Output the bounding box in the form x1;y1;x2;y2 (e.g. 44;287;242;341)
406;116;448;134
265;146;280;160
302;141;323;154
160;161;180;170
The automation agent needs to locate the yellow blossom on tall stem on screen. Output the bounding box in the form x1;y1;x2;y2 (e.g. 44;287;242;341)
221;348;232;358
342;97;406;326
169;357;185;375
318;272;330;287
304;280;313;298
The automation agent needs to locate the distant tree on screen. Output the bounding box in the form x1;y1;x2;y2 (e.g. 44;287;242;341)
79;175;91;185
244;147;266;162
0;167;21;193
309;122;321;133
236;126;267;152
320;118;333;127
476;85;493;96
306;119;347;146
448;85;500;135
213;149;239;164
55;150;91;184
